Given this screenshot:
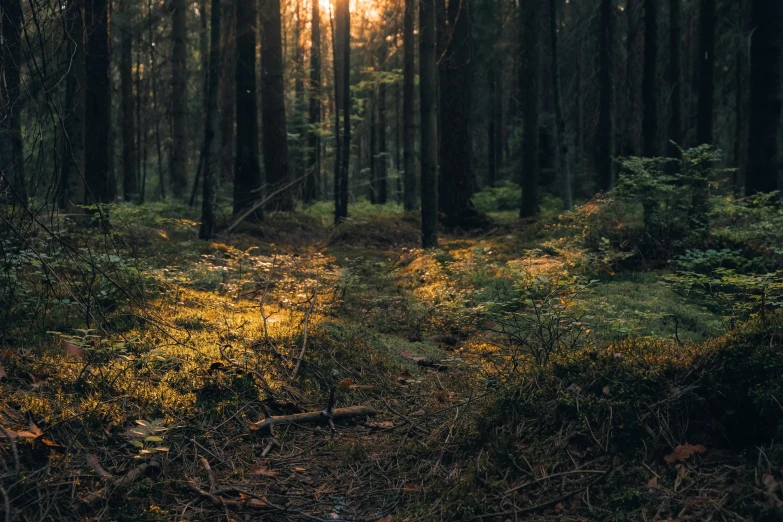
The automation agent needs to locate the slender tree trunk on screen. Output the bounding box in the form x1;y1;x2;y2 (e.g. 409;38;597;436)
494;51;504;182
521;0;541;218
120;4;138;202
293;0;306;196
402;0;417;210
200;0;222;239
370;89;377;203
59;0;85;209
438;0;474;226
219;0;236;185
597;0;614;192
745;0;782;194
0;0;26;199
305;0;321;203
642;0;658;157
488;58;497;188
170;0;189;196
234;0;263;215
260;0;292;211
623;0;638;156
696;0;715;145
149;0;166;199
667;0;683;156
339;0;351;220
377;54;388;204
333;4;342;223
551;0;572;206
420;0;438;247
84;0;113;203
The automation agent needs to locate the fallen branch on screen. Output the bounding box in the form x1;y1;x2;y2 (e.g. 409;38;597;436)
0;425;19;476
80;459;160;507
226;175;306;233
186;481;267;510
290;287;317;379
251;405;377;434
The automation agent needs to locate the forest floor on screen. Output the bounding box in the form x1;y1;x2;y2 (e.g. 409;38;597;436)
2;199;783;521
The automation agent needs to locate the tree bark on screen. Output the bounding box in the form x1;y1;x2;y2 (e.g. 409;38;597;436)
402;0;417;210
170;0;189;197
219;0;236;185
0;0;25;199
233;0;263;215
199;0;221;240
550;0;571;205
597;0;614;192
377;52;388;205
305;0;321;203
120;3;138;202
259;0;292;211
521;0;541;218
420;0;438;248
59;0;85;209
745;0;782;194
438;0;475;226
667;0;683;156
695;0;715;145
642;0;658;157
84;0;114;203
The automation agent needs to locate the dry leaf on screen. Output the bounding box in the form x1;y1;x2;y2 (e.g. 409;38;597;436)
402;484;417;492
647;476;658;488
566;383;582;394
397;371;413;383
664;443;707;463
62;340;85;359
248;465;280;477
376;421;394;429
28;373;44;388
294;467;307;472
553;502;565;514
339;379;356;391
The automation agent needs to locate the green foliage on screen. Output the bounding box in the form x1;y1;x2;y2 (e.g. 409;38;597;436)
472;181;521;213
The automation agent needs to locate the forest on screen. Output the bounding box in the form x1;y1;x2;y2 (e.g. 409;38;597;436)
1;0;783;519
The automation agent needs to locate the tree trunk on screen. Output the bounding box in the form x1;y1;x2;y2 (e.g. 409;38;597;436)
199;0;221;240
0;0;25;199
642;0;658;157
305;0;321;203
622;0;638;156
333;3;343;223
149;0;166;199
402;0;417;210
59;0;85;209
259;0;292;211
438;0;475;226
170;0;189;197
370;88;377;203
377;55;388;205
667;0;683;156
597;0;614;192
420;0;438;248
338;0;351;220
84;0;114;203
233;0;263;215
521;0;541;218
488;58;497;189
120;3;138;202
745;0;782;194
551;0;572;205
219;0;236;185
695;0;715;145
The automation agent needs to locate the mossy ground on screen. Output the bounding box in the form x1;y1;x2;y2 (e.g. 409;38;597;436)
1;201;782;520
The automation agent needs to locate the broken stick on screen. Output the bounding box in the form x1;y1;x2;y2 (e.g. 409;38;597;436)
251;405;377;434
80;459;160;507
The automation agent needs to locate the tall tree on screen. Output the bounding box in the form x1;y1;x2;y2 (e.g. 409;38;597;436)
59;0;85;209
0;0;25;199
597;0;614;192
304;0;321;203
667;0;683;156
376;48;388;204
402;0;417;210
520;0;541;218
120;2;138;202
745;0;782;194
260;0;292;210
550;0;572;205
438;0;474;225
642;0;658;157
200;0;222;239
219;0;236;184
696;0;715;145
622;0;639;156
233;0;263;215
170;0;189;196
84;0;114;203
336;0;351;221
420;0;438;247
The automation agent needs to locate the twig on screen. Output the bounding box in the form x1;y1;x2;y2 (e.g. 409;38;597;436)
226;175;307;233
1;485;9;522
0;425;19;476
251;405;377;434
218;343;275;397
186;481;267;510
85;454;113;481
80;459;160;507
199;457;216;493
291;287;317;379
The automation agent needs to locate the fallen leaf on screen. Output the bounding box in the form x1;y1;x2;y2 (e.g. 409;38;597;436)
647;476;658;488
29;421;43;437
339;378;356;391
602;385;611;395
763;473;782;506
664;443;707;463
402;484;417;492
28;373;44;388
553;502;565;514
0;361;6;379
61;340;85;359
248;466;280;477
294;467;307;472
376;421;394;429
566;383;582;394
5;430;38;439
397;371;413;384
